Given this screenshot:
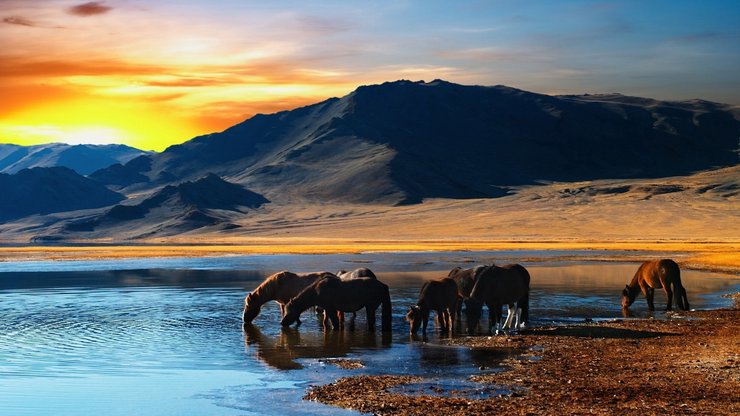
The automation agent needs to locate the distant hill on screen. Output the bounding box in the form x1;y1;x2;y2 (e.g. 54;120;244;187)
91;80;739;205
65;174;268;236
0;167;125;221
0;143;150;175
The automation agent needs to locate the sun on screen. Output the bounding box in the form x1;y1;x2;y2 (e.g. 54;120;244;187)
0;97;204;151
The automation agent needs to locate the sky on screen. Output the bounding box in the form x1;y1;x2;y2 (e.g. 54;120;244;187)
1;1;739;151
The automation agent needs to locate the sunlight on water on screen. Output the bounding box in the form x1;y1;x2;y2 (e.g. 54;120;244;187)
0;254;736;415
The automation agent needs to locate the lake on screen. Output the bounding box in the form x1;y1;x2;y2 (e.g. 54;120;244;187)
0;252;737;415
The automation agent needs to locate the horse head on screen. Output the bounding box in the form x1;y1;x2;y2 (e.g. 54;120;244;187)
243;292;261;323
621;285;636;309
280;300;301;327
405;306;422;334
464;297;483;334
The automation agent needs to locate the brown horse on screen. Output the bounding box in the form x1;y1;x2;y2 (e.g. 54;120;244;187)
622;259;689;311
242;271;335;324
406;277;460;336
447;265;485;314
465;264;530;335
280;276;392;332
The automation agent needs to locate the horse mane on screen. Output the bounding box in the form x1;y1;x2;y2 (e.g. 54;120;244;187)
250;271;289;305
288;277;324;313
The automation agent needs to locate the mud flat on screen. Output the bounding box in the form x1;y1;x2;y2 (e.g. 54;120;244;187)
305;306;739;415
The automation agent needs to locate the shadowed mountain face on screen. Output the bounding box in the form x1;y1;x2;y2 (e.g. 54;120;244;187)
91;80;739;205
66;174;268;235
0;167;125;221
0;143;150;175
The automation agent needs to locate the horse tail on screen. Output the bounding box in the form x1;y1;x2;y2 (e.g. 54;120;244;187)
520;266;531;326
381;284;392;332
670;261;690;311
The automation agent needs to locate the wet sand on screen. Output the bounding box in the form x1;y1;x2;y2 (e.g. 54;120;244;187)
305;306;739;415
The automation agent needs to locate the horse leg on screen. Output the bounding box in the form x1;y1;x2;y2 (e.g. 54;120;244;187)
366;305;376;331
514;306;522;330
664;284;673;311
488;305;499;335
640;281;655;311
503;304;515;330
422;308;431;335
436;309;447;333
442;309;450;333
328;308;341;330
681;287;690;311
322;309;332;330
449;307;456;334
349;312;357;331
646;287;656;311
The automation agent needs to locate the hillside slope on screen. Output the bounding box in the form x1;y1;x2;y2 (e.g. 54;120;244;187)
91;80;739;205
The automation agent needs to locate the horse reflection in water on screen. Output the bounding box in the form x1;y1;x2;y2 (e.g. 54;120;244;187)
242;324;383;370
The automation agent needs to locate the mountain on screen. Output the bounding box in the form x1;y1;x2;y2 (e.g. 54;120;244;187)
0;143;150;175
65;174;268;236
91;80;739;205
0;167;125;221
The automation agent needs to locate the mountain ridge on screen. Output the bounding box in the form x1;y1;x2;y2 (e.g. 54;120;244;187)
91;79;739;205
0;143;151;175
0;166;125;221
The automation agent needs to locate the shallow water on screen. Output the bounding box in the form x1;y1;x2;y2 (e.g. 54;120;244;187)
0;253;736;415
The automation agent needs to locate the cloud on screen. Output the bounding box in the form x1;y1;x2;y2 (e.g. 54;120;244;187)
67;2;112;17
3;16;36;27
0;57;169;78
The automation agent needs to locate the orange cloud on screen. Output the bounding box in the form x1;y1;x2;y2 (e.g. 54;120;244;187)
3;16;35;27
67;2;112;17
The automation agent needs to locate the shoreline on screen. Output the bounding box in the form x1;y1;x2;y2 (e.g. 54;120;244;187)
305;307;740;415
0;240;738;275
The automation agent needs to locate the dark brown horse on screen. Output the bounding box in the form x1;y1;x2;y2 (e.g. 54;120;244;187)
335;268;378;328
242;271;335;324
447;265;485;314
465;264;530;335
622;259;689;311
280;276;392;332
406;277;460;336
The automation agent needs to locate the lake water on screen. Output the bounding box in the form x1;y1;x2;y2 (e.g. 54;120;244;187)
0;252;737;415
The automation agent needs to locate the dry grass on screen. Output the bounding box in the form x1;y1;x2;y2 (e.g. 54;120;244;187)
0;240;738;273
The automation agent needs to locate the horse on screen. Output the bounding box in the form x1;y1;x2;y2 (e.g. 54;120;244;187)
447;265;486;314
337;268;377;280
465;264;530;335
406;277;460;336
280;276;392;332
335;268;378;328
242;271;336;324
622;259;689;311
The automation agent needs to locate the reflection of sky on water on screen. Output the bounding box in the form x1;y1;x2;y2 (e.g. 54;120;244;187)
0;255;737;415
0;249;660;273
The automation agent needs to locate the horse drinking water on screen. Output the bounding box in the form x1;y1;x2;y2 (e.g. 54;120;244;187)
465;264;530;335
242;271;335;324
406;277;460;336
622;259;689;311
280;276;392;332
447;265;485;314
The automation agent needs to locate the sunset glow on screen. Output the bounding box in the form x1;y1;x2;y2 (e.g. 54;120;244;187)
2;0;738;151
